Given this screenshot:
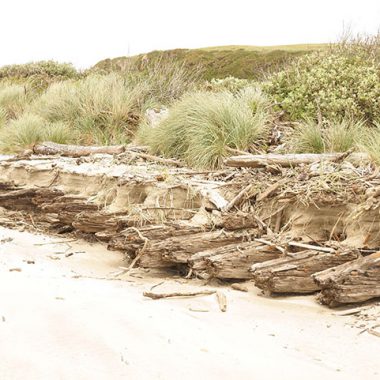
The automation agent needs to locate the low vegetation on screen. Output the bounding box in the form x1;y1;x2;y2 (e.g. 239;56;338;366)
93;45;321;80
137;88;271;168
1;38;380;167
0;59;199;150
288;118;367;153
0;83;30;120
264;35;380;123
0;114;75;153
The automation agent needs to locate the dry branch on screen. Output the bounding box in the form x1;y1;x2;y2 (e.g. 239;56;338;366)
222;184;253;212
143;290;216;299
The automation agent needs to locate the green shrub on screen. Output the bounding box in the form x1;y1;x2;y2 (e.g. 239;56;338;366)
0;61;79;80
264;49;380;123
202;76;251;93
137;89;270;168
0;113;74;152
289;119;366;153
0;61;81;93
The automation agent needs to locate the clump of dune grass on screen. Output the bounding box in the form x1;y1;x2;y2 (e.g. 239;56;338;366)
289;118;366;153
134;57;201;105
29;73;152;145
0;84;30;119
137;89;271;169
359;122;380;165
0;107;7;128
290;120;325;153
0;113;74;153
325;119;366;152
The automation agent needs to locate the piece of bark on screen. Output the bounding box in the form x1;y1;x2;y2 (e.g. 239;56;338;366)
231;283;249;292
313;252;380;306
225;152;369;168
191;241;282;280
251;249;359;294
143;290;216;299
216;291;227;312
217;212;259;231
33;141;125;157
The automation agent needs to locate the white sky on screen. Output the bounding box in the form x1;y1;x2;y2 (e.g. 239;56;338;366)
1;0;379;68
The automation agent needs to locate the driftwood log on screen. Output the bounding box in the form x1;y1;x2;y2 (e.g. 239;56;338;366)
250;249;359;294
137;228;258;268
159;228;258;264
225;152;369;168
189;241;282;280
107;223;208;255
33;141;125;157
313;252;380;306
0;188;64;211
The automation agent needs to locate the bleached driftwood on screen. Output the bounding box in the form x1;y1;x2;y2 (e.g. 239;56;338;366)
225;152;369;168
33;141;125;157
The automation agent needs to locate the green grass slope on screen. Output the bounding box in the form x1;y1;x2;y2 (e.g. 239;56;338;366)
93;44;328;80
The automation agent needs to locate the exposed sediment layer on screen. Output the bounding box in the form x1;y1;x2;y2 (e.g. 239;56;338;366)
1;149;380;306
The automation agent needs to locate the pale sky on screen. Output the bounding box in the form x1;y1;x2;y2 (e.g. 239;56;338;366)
1;0;379;68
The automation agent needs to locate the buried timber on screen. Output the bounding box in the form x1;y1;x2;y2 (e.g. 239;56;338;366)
1;142;380;308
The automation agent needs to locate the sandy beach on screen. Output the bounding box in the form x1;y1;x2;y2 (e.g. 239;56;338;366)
0;226;379;380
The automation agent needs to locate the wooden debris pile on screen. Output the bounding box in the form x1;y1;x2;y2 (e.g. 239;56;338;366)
1;143;380;307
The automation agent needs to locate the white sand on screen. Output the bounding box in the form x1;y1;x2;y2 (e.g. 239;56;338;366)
0;227;379;380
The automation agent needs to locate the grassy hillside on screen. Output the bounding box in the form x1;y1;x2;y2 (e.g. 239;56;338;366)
198;43;328;52
93;44;327;80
